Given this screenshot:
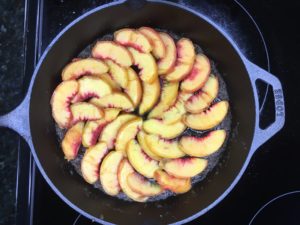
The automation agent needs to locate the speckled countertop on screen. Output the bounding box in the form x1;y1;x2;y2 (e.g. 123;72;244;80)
0;0;25;224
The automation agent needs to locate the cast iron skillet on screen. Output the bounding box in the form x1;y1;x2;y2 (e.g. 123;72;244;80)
0;0;285;224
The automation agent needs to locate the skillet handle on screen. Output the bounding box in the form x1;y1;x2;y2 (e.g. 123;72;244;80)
243;57;285;151
0;93;31;143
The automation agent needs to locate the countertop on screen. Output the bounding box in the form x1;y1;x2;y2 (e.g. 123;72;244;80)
0;0;25;224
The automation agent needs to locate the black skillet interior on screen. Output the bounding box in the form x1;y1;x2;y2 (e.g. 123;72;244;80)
29;1;255;224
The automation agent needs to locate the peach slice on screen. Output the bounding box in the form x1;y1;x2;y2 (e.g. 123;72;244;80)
157;32;176;74
160;158;208;178
115;117;143;155
139;27;165;59
128;47;158;83
117;159;148;202
202;75;219;98
82;119;107;148
90;93;134;112
62;58;108;81
99;114;137;149
165;38;196;82
114;28;152;53
81;142;108;184
143;119;186;139
61;122;84;161
185;75;219;113
145;134;185;159
100;151;123;196
98;73;121;91
184;100;229;130
139;78;160;115
161;93;192;124
71;76;112;103
185;92;211;114
51;80;78;128
105;59;128;88
176;38;196;64
181;92;193;101
92;41;133;67
70;102;103;123
127;172;162;196
165;63;194;82
103;108;122;121
154;170;191;194
124;68;142;108
148;81;179;119
180;54;211;93
137;131;161;161
82;109;121;147
179;130;226;157
126;140;159;178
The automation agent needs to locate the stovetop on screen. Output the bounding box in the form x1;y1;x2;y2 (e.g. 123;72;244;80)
0;0;299;225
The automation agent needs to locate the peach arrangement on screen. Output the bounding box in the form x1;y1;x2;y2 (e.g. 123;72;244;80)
51;27;229;202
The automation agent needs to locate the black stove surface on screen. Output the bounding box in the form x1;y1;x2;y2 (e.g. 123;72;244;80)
3;0;299;225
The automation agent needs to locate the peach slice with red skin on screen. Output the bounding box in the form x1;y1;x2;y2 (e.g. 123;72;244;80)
176;38;196;64
82;120;107;148
51;80;78;128
90;93;134;112
82;109;121;148
71;76;112;103
61;122;84;161
127;172;163;196
117;159;148;202
100;151;123;196
162;101;184;125
115;117;143;155
165;63;193;82
148;81;179;119
128;47;158;83
184;100;229;130
145;134;185;159
165;38;196;82
202;75;219;98
139;78;160;115
103;108;122;121
157;32;176;74
161;93;192;124
126;140;159;178
114;28;152;53
185;92;211;114
70;102;104;124
185;75;219;113
92;41;133;67
180;54;211;93
98;73;121;91
99;114;137;149
180;130;226;157
139;27;166;59
143;119;186;139
160;158;208;178
124;68;142;108
81;142;108;184
105;59;128;88
137;131;161;161
154;170;191;194
61;58;108;81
